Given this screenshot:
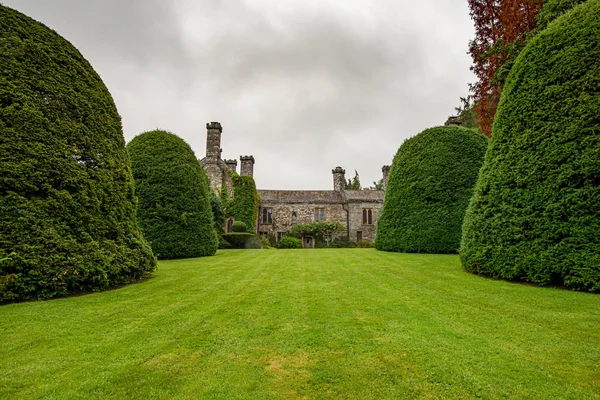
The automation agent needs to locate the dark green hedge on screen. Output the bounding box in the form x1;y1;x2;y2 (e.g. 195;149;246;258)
0;6;156;302
537;0;587;30
127;130;218;259
221;233;263;249
227;172;260;233
231;221;247;233
210;193;225;235
461;0;600;291
375;126;488;253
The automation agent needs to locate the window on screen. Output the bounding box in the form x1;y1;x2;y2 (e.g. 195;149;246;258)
314;208;325;222
357;231;363;241
262;208;273;224
226;218;234;233
291;212;297;225
277;232;287;242
362;209;373;225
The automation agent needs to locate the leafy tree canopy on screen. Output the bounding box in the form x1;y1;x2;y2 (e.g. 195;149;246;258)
345;170;361;190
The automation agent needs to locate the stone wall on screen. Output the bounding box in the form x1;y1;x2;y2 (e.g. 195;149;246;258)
204;162;223;193
258;202;347;238
347;201;382;242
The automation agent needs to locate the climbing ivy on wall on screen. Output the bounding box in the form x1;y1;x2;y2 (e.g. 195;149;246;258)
226;172;260;233
0;6;156;302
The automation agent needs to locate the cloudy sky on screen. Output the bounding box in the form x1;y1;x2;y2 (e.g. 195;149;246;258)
6;0;475;190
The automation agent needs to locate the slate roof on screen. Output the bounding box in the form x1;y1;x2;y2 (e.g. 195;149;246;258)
258;189;384;204
258;190;343;204
344;190;385;202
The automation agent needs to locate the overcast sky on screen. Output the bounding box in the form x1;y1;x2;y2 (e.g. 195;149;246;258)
6;0;475;190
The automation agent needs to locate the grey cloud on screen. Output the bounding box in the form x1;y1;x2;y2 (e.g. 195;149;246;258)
4;0;475;190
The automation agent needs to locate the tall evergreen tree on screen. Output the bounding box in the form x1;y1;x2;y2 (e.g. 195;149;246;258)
0;6;156;302
376;126;488;253
461;0;600;291
127;130;218;259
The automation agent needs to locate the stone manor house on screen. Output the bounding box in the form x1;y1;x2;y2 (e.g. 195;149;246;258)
200;122;390;246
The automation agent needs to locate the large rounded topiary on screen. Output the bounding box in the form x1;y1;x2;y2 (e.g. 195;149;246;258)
0;6;156;302
127;130;218;259
375;126;488;253
461;0;600;291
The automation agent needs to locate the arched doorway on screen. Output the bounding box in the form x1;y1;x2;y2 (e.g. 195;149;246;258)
302;236;314;248
226;218;234;233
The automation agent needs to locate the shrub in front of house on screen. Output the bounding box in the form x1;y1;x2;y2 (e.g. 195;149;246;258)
329;236;357;248
231;221;247;233
127;130;218;259
210;193;226;235
0;6;156;302
221;233;263;249
461;0;600;291
278;237;303;249
375;126;488;254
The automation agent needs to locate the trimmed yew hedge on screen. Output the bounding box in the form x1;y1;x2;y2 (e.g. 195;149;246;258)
461;0;600;291
0;6;156;302
375;126;488;253
537;0;587;30
127;130;218;259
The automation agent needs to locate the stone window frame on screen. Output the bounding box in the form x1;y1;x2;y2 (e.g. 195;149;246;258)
261;207;273;224
357;231;363;241
314;208;325;222
291;212;297;225
277;232;287;242
362;208;373;225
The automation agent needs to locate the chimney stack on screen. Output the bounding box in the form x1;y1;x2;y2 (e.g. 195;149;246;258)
240;155;255;177
205;122;222;162
332;167;346;193
224;159;238;172
382;165;391;191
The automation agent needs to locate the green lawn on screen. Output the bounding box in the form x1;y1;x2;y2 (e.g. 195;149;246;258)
1;249;599;399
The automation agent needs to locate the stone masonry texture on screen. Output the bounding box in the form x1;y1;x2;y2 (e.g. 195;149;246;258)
200;122;387;242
